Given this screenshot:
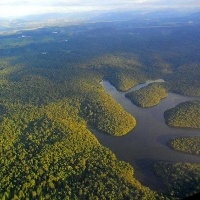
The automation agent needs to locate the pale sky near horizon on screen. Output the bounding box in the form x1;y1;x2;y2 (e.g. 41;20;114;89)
0;0;199;18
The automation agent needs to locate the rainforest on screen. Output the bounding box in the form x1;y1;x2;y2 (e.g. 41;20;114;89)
0;10;200;200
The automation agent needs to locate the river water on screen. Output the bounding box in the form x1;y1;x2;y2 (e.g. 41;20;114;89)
92;80;200;192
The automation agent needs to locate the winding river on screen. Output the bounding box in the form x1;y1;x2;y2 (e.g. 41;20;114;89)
92;80;200;192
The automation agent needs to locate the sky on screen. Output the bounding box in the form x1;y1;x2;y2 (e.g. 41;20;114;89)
0;0;199;18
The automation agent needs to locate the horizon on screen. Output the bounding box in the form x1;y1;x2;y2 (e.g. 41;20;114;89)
0;0;200;19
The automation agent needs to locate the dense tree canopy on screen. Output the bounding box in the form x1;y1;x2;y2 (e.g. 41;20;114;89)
164;101;200;129
169;137;200;155
0;18;200;199
125;83;167;107
154;162;200;199
0;101;158;199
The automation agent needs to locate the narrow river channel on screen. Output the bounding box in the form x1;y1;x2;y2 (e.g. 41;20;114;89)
91;80;200;192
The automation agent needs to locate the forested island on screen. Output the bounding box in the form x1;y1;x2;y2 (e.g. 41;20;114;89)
125;83;167;107
169;137;200;155
0;12;200;199
164;101;200;129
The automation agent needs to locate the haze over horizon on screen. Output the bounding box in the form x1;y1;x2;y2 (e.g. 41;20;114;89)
0;0;200;18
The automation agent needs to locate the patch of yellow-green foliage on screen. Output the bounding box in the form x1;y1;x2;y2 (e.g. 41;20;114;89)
164;101;200;128
0;101;158;200
1;21;200;199
169;137;200;155
0;53;144;199
125;83;167;107
81;92;136;136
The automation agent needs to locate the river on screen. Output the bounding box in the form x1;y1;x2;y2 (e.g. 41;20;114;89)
92;80;200;192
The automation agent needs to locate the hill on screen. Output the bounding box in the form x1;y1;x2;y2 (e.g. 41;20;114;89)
164;101;200;128
125;83;167;107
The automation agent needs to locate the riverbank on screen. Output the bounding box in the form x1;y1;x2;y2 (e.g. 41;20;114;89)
94;80;200;192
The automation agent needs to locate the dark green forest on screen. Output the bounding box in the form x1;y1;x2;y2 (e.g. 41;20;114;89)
0;18;200;199
154;162;200;199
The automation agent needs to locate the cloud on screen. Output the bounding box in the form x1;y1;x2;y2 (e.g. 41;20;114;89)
0;0;152;7
191;0;200;6
0;0;199;18
0;0;154;17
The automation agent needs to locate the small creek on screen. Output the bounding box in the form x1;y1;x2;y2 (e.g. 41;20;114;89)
91;80;200;192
